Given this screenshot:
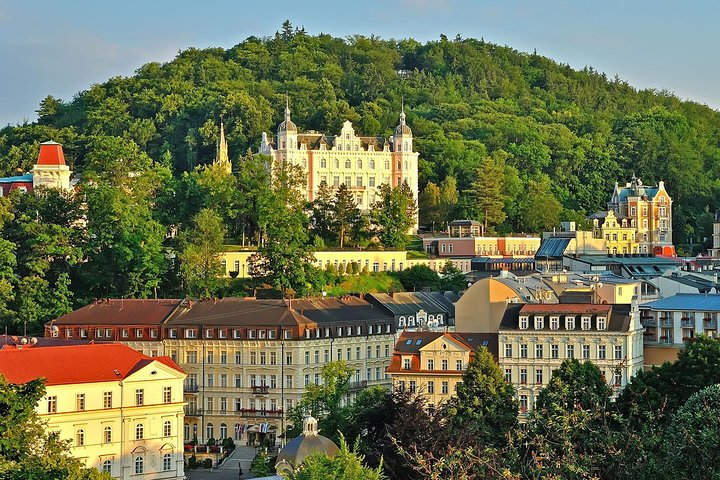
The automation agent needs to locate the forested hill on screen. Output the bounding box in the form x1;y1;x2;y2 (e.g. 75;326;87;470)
2;24;720;249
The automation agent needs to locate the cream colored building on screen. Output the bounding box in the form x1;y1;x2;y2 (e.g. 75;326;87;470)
387;332;497;410
47;297;397;446
259;100;419;226
498;303;644;416
0;343;186;479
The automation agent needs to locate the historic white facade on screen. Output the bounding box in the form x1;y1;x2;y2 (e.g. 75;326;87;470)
259;100;419;225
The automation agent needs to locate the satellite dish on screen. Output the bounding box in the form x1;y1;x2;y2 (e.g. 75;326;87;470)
30;338;38;345
20;337;29;344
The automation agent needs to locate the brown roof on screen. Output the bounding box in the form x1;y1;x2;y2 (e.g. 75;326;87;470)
501;303;632;332
520;304;612;315
52;299;182;326
0;336;96;349
387;331;498;374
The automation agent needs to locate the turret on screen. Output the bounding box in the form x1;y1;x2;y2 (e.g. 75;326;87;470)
277;95;298;151
32;141;71;191
393;98;413;153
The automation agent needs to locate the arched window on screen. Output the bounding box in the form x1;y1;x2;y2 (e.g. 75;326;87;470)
206;423;214;440
101;460;112;473
345;159;351;169
103;426;112;443
135;423;144;440
369;159;375;169
163;421;172;437
75;429;85;446
234;423;242;440
356;159;362;169
333;159;339;169
134;456;144;474
163;453;172;472
320;158;327;168
220;423;227;439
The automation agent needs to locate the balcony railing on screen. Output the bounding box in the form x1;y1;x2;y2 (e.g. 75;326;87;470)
184;384;199;393
251;385;270;395
681;318;694;327
704;319;717;329
236;408;283;418
641;318;657;327
184;407;203;416
348;380;368;391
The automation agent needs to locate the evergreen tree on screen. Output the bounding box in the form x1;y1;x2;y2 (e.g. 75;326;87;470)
310;181;335;244
467;155;506;234
332;183;362;248
418;181;440;230
179;208;227;298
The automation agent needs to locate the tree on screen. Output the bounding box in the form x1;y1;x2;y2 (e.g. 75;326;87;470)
438;261;467;291
438;176;459;225
370;182;417;249
0;376;111;479
394;264;440;291
310;181;335;244
333;184;362;248
444;347;517;447
286;435;384;480
518;176;562;232
467;155;506;234
418;181;441;230
179;208;227;297
661;384;720;479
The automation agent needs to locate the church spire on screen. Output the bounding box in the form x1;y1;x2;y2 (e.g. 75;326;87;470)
215;120;231;174
400;96;406;124
285;93;291;122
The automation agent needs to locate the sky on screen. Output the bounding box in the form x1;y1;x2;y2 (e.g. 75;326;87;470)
1;0;718;126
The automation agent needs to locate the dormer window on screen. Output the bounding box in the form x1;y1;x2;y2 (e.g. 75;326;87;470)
597;317;607;330
185;329;196;339
581;316;591;331
565;317;576;330
549;316;559;330
534;316;544;330
519;316;529;330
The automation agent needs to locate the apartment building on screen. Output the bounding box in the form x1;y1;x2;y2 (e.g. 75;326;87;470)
498;303;644;416
0;342;186;479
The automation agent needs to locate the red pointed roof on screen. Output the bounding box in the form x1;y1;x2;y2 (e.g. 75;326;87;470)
36;141;66;166
0;343;184;386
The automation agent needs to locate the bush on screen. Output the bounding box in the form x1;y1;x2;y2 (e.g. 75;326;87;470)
188;455;198;469
203;458;213;469
206;437;216;446
223;437;236;451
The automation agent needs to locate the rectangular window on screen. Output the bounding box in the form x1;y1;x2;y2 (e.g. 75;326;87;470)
47;396;57;414
76;393;85;411
456;359;463;370
551;344;559;359
614;371;623;386
427;359;434;370
220;351;227;364
369;176;376;187
566;344;575;359
135;328;143;338
103;391;113;409
566;317;576;330
403;358;411;370
206;374;214;387
614;345;623;360
427;381;434;393
235;374;242;388
519;316;529;329
520;368;527;384
550;317;559;330
535;369;543;384
441;359;448;371
582;317;591;331
505;343;513;358
248;330;256;339
169;328;177;338
582;345;590;359
520;395;528;411
441;381;449;394
597;317;607;330
250;352;256;365
504;368;512;382
409;380;416;393
598;345;606;360
220;374;228;388
135;389;144;406
163;386;172;404
534;317;544;330
235;351;242;364
206;351;214;364
286;352;293;365
535;344;543;358
520;344;528;358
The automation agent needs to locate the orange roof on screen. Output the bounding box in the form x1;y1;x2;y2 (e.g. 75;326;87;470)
0;343;184;386
36;141;66;166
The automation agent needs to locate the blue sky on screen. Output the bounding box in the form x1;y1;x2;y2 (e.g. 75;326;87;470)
1;0;717;126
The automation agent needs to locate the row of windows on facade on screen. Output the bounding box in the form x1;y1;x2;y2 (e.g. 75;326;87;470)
402;357;465;371
186;364;389;391
46;387;172;414
98;454;175;475
397;314;444;328
396;379;455;395
169;323;392;340
511;368;623;395
518;315;609;331
503;343;624;360
315;258;407;274
178;342;392;367
74;421;174;448
61;327;159;340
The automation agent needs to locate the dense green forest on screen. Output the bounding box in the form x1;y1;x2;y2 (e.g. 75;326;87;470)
1;22;720;331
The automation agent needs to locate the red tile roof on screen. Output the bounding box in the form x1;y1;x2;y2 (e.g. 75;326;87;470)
51;299;182;326
520;304;612;315
36;141;66;166
0;343;184;385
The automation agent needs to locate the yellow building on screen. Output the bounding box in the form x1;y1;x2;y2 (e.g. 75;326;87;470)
0;342;186;479
47;297;397;446
387;331;497;409
498;303;644;416
260;100;419;226
591;177;674;256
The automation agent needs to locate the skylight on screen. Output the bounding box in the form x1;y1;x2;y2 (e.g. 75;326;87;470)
415;339;423;346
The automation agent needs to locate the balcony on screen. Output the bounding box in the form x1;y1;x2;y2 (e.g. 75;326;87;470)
236;408;283;419
251;385;270;395
640;317;657;327
659;317;673;327
659;335;673;344
184;384;199;393
680;318;694;328
704;319;717;329
348;380;368;391
184;407;203;416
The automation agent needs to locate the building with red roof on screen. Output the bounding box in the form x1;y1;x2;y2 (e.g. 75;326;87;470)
0;141;72;197
0;342;186;479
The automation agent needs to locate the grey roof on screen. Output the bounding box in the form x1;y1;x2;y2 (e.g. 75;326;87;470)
499;303;633;332
661;274;717;292
365;292;454;317
276;433;339;468
536;238;571;258
640;293;720;312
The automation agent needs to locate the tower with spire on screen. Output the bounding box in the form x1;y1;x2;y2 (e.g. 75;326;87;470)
214;120;232;174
